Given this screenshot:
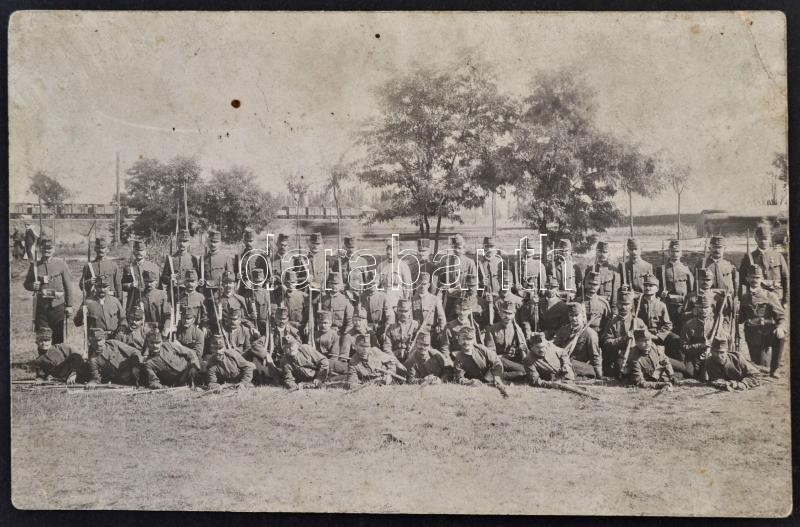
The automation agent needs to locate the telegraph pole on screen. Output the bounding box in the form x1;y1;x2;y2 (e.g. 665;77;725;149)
115;152;121;245
491;191;497;237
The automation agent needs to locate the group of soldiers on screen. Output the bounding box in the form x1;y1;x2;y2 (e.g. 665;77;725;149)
24;222;788;394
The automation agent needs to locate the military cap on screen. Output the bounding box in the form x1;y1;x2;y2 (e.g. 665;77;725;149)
545;275;560;288
274;306;289;319
396;299;412;312
458;325;476;337
242;228;256;242
132;239;145;250
451;234;465;245
754;223;771;239
711;336;729;352
746;265;764;279
585;270;601;286
498;301;516;315
96;275;112;288
128;304;145;321
184;269;198;281
327;273;344;287
595;241;609;251
343;236;356;248
557;239;572;250
566;302;585;316
355;334;371;347
416;332;431;346
530;332;545;345
146;330;163;343
417;238;431;249
277;233;290;243
36;327;53;341
464;274;479;287
483;236;496;247
207;230;221;243
223;307;241;321
221;270;237;283
632;328;648;340
39;236;54;249
318;310;332;322
95;237;109;249
709;235;724;247
89;328;107;340
353;305;368;320
626;238;639;249
668;239;681;250
618;289;635;305
309;232;322;244
142;270;158;282
251;268;265;281
642;273;659;286
180;303;194;317
418;271;431;285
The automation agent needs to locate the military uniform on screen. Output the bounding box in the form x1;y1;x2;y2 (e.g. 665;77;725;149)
403;333;453;383
411;283;446;343
320;274;354;338
584;241;620;308
31;329;86;382
140;277;171;332
141;333;201;388
24;225;38;261
178;269;209;329
513;240;547;295
582;271;612;335
600;290;648;377
23;237;74;344
548;239;583;301
87;332;143;385
268;235;293;304
634;274;681;367
680;293;730;378
121;242;160;313
701;236;738;298
201;230;235;292
315;319;342;359
221;308;260;355
705;337;761;390
176;310;206;361
346;335;405;386
739;266;786;375
630;338;675;389
81;238;122;299
484;304;528;381
553;305;603;378
477;237;506;296
538;294;569;341
73;278;127;339
443;234;477;299
160;230;200;302
453;333;504;384
235;227;270;296
242;268;272;335
115;305;148;352
382;300;421;362
620;239;653;293
740;224;788;304
205;347;255;389
267;308;303;362
279;339;330;389
523;333;575;385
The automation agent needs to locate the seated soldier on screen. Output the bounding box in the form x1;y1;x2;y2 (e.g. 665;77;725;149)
383;299;421;362
411;272;446;346
315;310;341;359
241;336;279;386
636;273;682;371
346;334;407;388
243;268;271;335
523;332;575;387
175;303;206;363
705;336;762;391
484;300;528;381
629;329;676;390
360;269;394;345
86;328;143;386
279;333;330;391
139;270;171;336
403;332;454;384
179;269;208;329
452;326;506;394
267;306;302;362
339;306;381;360
601;287;647;378
205;334;255;391
217;270;256;332
321;273;354;342
680;292;729;379
553;303;603;378
493;270;523;312
74;275;126;339
115;304;148;352
141;330;201;389
442;296;487;356
539;275;569;340
221;306;259;356
30;327;87;385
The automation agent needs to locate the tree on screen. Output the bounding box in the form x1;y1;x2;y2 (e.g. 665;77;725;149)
356;57;515;252
29;170;71;211
770;152;788;205
201;166;275;242
508;71;624;245
616;146;663;237
664;161;691;239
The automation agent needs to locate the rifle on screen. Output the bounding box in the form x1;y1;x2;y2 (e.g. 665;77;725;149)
307;287;316;348
660;239;666;296
732;291;740;353
167;255;177;341
208;290;233;349
546;381;600;400
564;313;602;358
31;243;38;331
619;291;644;375
621;243;628;288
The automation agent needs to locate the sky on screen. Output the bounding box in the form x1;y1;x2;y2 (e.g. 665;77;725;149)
8;11;787;215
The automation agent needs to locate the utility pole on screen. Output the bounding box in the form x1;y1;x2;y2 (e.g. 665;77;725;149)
491;191;497;237
115;152;121;245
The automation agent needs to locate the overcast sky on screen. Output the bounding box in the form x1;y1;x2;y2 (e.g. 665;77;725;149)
9;11;787;215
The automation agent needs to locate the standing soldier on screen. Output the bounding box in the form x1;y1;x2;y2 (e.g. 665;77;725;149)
360;269;394;344
243;268;271;335
410;272;446;346
701;235;738;299
73;275;126;339
178;269;208;329
269;233;292;304
740;223;789;305
235;227;268;296
404;332;454;384
278;334;331;390
538;275;570;340
584;240;619;309
452;326;506;393
298;232;328;295
739;265;786;378
24;220;38;261
600;288;647;378
346;334;407;387
160;228;199;309
620;238;653;293
484;301;528;381
553;303;603;379
85;328;143;386
634;273;682;371
140;330;201;389
121;239;160;314
139;270;171;336
12;225;24;260
658;239;695;333
683;268;727;325
204;334;255;391
477;236;504;297
377;240;413;299
320;273;354;343
175;304;205;362
30;327;86;384
283;270;309;335
81;237;122;299
513;237;547;296
442;234;477;310
412;238;439;294
494;270;523;313
115;304;149;352
549;238;583;301
582;271;612;335
444;273;485;323
382;299;421;362
331;235;370;301
200;229;234;295
24;235;74;344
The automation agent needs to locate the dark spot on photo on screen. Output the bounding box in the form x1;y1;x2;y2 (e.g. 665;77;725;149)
231;99;241;109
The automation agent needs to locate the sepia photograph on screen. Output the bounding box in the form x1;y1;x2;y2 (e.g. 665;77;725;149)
7;10;791;515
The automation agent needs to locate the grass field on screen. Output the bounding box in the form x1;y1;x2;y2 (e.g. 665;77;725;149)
7;256;792;515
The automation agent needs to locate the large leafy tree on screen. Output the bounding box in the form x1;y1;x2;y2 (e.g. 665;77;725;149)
202;166;275;242
357;58;515;252
29;170;71;210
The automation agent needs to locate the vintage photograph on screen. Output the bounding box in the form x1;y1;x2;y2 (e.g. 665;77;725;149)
8;11;790;515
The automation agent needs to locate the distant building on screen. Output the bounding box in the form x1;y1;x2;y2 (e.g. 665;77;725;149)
10;202;139;220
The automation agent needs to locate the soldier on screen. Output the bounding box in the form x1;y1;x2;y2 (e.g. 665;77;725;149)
331;235;370;300
81;237;122;299
701;235;738;298
740;222;789;305
658;239;695;332
739;265;786;378
279;333;330;390
444;273;485;323
269;233;293;304
680;292;730;379
523;332;575;386
24;220;38;261
538;275;569;340
235;227;269;296
484;301;528;381
553;303;603;378
629;329;676;390
358;269;393;343
86;328;143;386
705;336;762;391
243;268;271;335
160;228;199;304
12;225;24;260
221;307;259;356
321;273;354;342
411;238;440;294
140;330;201;389
513;237;546;296
452;326;506;392
404;332;454;384
410;272;446;345
121;238;160;313
443;234;477;305
115;304;149;352
24;235;74;344
214;271;254;332
242;336;279;386
346;333;407;387
314;311;341;359
582;271;612;335
139;270;171;336
477;236;504;297
339;306;381;360
584;240;619;308
73;275;126;339
200;229;234;294
383;299;421;362
283;270;310;334
175;303;206;362
548;238;582;301
204;334;255;391
297;232;328;297
442;297;486;356
682;268;726;325
178;269;208;329
267;307;302;362
30;327;86;385
494;270;523;313
620;238;653;293
600;288;648;378
635;273;682;370
377;240;413;299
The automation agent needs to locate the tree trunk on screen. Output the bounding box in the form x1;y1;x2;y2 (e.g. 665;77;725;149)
676;192;681;240
419;220;425;236
433;212;444;255
424;215;431;236
628;191;634;238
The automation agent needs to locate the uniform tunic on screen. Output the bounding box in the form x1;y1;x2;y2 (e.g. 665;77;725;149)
179;291;209;329
32;344;86;381
339;331;381;360
539;297;569;340
346;347;403;385
24;257;74;344
201;251;234;288
404;348;452;382
140;288;171;331
142;341;201;388
116;325;148;352
205;349;254;387
477;255;506;295
81;259;122;298
453;345;504;383
582;295;611;334
630;344;674;388
279;344;329;389
620;259;654;293
523;343;575;384
584;262;620;308
87;340;143;384
121;259;160;312
382;319;421;362
739;287;786;371
553;325;603;376
549;258;583;300
411;292;445;336
513;256;547;294
321;292;354;336
74;296;126;338
740;248;789;304
176;323;206;360
705;352;761;385
315;328;341;358
702;257;738;297
160;250;200;301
